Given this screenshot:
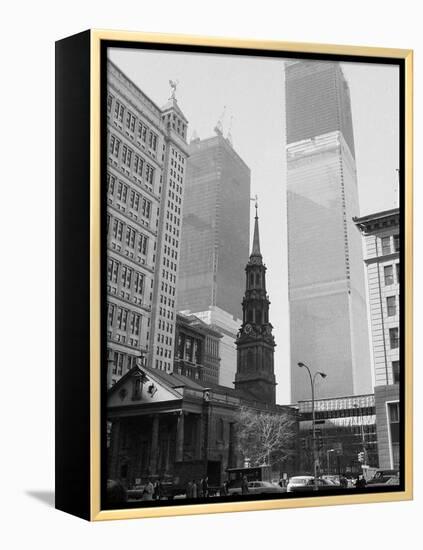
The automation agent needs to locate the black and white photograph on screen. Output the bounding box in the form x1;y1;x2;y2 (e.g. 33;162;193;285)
103;43;404;509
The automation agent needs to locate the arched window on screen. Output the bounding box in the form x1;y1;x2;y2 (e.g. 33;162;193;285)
250;273;254;287
256;272;260;286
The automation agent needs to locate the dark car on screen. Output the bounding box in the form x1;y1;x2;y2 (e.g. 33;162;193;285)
367;469;399;486
228;480;285;495
247;481;285;495
107;479;127;504
287;476;341;493
126;484;145;500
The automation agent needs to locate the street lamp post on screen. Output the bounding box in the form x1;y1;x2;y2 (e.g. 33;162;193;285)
298;362;327;491
327;449;335;475
354;403;367;468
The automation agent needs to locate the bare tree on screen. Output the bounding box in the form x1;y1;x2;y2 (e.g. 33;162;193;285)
236;405;296;468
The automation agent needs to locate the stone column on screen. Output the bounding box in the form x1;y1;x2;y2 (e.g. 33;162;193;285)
228;422;236;468
182;334;187;360
176;412;185;462
149;415;159;475
179;333;185;360
192;339;197;364
195;414;202;459
108;418;121;478
164;429;171;473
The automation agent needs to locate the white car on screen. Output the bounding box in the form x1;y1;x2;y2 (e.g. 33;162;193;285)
286;476;314;493
287;476;340;493
321;475;340;486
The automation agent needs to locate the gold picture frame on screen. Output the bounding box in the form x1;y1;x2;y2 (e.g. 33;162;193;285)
55;29;413;521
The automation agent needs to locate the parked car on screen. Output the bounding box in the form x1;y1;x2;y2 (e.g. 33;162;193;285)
321;475;341;486
366;469;399;486
366;473;400;488
227;479;243;495
107;479;127;504
287;476;313;493
247;481;286;495
384;476;400;486
287;476;341;493
126;483;145;500
126;478;182;500
228;480;284;495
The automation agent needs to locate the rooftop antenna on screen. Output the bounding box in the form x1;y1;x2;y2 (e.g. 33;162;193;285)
214;105;226;135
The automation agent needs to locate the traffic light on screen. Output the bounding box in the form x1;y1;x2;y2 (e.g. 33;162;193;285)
314;428;323;450
358;451;365;463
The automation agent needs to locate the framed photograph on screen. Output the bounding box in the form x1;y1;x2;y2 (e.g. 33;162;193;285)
55;30;413;521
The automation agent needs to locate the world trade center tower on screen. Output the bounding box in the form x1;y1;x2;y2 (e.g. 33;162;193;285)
285;61;372;402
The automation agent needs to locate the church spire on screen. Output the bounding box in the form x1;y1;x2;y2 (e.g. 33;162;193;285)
249;196;262;264
251;204;261;255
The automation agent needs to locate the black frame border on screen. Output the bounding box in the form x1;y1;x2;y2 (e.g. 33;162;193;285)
99;39;407;512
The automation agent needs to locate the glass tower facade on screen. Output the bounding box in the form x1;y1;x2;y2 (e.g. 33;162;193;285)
286;61;372;403
177;132;251;321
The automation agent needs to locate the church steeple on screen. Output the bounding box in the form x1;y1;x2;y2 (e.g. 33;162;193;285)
250;202;262;261
235;202;276;405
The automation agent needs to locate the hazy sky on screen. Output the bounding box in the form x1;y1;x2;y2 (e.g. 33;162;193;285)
109;48;399;404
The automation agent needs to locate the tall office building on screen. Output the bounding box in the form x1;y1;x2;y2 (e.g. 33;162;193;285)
177;130;251;321
176;129;250;387
355;208;400;469
285;61;372;402
106;60;189;385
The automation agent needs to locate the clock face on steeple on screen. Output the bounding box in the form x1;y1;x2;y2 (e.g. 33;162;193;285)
244;323;252;334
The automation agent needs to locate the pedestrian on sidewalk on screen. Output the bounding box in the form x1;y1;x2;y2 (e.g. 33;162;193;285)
153;479;162;500
197;479;203;498
142;479;154;501
220;479;228;496
241;475;249;495
202;476;209;498
354;475;366;489
339;473;348;489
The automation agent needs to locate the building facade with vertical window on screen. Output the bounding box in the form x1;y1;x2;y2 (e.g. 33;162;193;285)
106;61;189;386
189;306;242;388
355;208;400;469
174;313;222;385
285;61;372;402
